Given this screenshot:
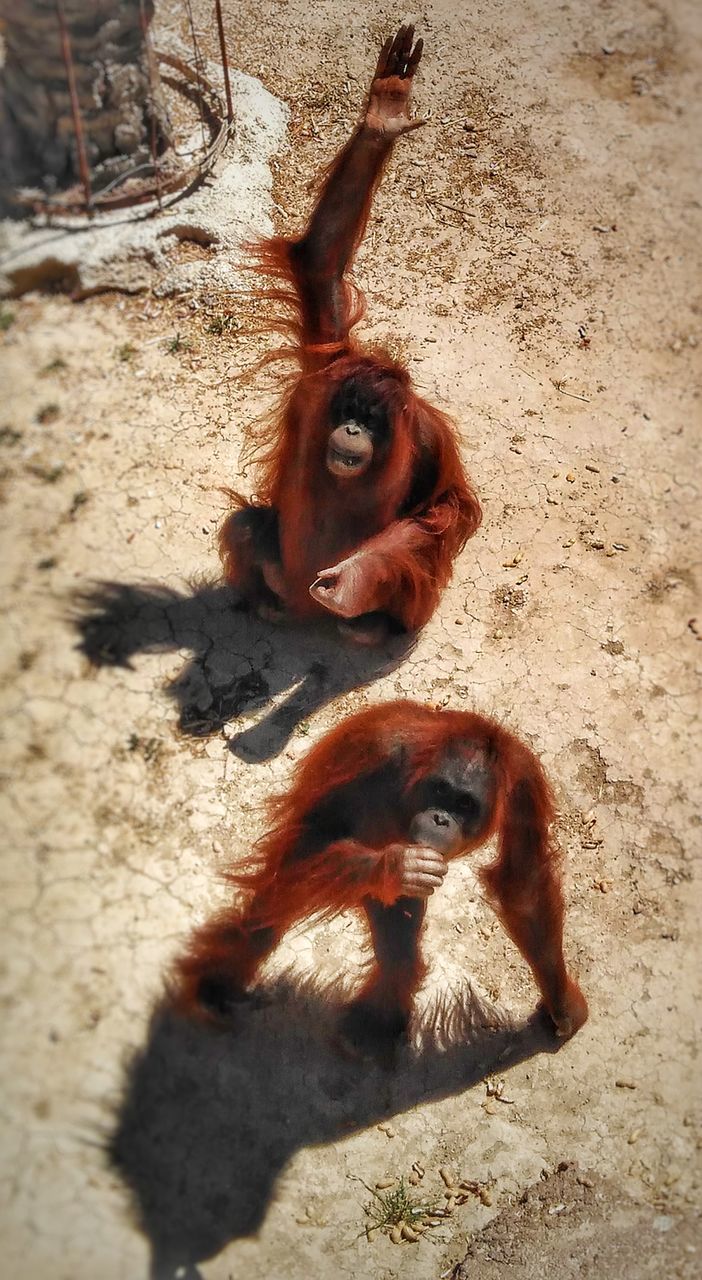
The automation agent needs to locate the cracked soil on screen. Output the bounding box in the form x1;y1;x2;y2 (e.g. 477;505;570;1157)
0;1;700;1277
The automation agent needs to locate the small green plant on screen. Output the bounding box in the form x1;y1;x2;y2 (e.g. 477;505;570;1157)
116;343;137;362
127;733;161;762
363;1178;439;1243
0;308;14;332
0;426;22;446
27;461;64;483
40;357;68;375
36;403;60;424
165;332;191;354
206;314;239;336
69;490;89;518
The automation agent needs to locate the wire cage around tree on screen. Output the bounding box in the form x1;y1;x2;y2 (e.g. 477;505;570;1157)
1;0;235;218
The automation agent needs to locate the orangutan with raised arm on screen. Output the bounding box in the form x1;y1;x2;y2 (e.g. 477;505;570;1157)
220;27;481;645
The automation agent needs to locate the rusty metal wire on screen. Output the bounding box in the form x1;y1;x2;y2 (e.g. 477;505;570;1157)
138;0;163;208
183;0;208;145
54;0;93;210
214;0;234;121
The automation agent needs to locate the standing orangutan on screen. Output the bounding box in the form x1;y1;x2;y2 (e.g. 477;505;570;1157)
174;701;588;1051
220;27;481;645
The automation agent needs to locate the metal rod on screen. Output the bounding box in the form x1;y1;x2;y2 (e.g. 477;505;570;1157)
214;0;234;121
138;0;162;207
55;0;92;211
183;0;207;142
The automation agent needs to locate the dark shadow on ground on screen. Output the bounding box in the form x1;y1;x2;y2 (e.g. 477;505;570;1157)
73;579;415;761
110;975;565;1280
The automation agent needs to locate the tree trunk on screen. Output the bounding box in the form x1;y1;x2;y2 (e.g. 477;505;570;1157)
0;0;172;192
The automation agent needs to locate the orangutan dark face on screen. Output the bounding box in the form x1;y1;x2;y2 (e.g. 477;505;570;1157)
325;378;391;479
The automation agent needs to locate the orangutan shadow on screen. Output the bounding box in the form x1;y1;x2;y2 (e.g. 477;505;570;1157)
73;579;414;762
110;975;564;1280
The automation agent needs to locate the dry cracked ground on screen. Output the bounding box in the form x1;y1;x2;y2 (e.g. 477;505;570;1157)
0;1;700;1278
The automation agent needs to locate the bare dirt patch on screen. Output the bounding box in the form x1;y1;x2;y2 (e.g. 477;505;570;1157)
0;2;700;1279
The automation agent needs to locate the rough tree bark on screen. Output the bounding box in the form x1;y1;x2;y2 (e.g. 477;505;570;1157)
0;0;172;192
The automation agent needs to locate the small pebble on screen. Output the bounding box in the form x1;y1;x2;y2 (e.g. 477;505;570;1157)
653;1215;674;1231
464;118;476;130
566;472;576;483
479;1188;493;1206
390;1224;403;1244
375;1178;394;1190
615;1079;637;1090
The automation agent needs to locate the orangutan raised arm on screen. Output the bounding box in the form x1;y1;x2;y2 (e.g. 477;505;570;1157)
289;24;425;349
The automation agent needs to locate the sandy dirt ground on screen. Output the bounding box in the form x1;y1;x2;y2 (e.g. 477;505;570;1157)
1;1;700;1278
